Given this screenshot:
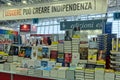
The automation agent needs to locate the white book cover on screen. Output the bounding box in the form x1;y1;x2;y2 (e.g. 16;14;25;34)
72;53;80;65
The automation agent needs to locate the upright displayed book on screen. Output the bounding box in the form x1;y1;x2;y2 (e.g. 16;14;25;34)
88;49;97;63
25;47;32;58
57;52;64;63
31;47;37;59
72;53;80;65
37;47;42;59
4;44;11;54
79;47;88;63
0;44;4;52
65;53;72;63
42;47;50;59
19;46;26;57
79;32;88;63
50;50;58;60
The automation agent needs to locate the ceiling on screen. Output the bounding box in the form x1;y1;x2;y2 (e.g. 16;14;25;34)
0;0;65;7
0;0;118;6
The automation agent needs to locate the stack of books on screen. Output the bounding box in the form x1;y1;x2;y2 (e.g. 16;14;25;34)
64;41;72;53
105;70;115;80
75;69;85;80
4;62;11;71
58;43;64;53
110;51;120;71
50;44;58;51
72;38;80;53
115;72;120;80
34;69;43;77
66;70;75;80
95;68;104;80
85;69;95;80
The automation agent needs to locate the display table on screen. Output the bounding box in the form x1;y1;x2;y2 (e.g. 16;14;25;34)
0;71;54;80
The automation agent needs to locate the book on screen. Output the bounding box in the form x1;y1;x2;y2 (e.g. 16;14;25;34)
37;47;42;59
42;47;50;58
88;49;97;63
65;53;72;63
18;46;26;57
50;50;58;60
31;46;37;59
80;47;88;60
25;47;32;58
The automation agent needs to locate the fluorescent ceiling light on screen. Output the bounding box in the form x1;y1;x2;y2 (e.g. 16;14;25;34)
22;0;27;4
7;2;12;5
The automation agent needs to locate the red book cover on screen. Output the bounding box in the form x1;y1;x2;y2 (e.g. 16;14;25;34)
50;50;58;60
65;53;72;63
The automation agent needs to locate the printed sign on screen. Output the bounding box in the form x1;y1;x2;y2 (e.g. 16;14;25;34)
60;19;106;30
1;0;108;20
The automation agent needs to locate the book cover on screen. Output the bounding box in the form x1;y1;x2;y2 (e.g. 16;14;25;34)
80;47;88;60
65;53;72;63
31;47;37;59
50;50;58;60
88;49;97;63
0;44;4;52
72;53;80;64
18;47;26;57
4;44;11;54
25;47;32;58
41;60;48;67
37;47;42;59
57;53;64;63
9;45;19;56
42;47;49;58
97;50;106;62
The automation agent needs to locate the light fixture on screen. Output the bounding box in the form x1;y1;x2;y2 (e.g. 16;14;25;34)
7;2;12;6
22;0;27;4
